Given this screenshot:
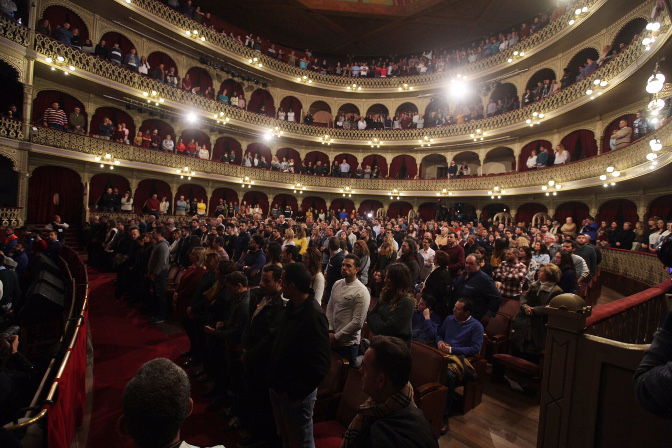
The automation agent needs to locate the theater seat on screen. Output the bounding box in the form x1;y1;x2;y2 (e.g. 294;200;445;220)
410;342;449;437
481;311;514;362
314;351;350;422
492;353;543;395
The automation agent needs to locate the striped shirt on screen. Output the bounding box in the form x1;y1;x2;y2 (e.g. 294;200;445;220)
42;107;67;126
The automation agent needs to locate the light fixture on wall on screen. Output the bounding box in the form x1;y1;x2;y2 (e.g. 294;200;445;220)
525;111;544;126
419;136;434;147
507;50;525;64
266;126;284;140
398;83;414;91
436;188;453;197
44;55;76;75
470;129;487;141
389;188;401;200
368;137;382;148
643;21;662;50
646;62;666;93
340;186;354;197
293;183;306;194
240;176;254;188
176;167;195;180
541;180;561;195
319;134;334;145
646;135;663;168
185;29;206;42
142;90;165;106
487;186;505;199
247;56;263;68
569;5;589;26
213;113;230;124
95;153;120;170
346;83;362;91
297;75;312;84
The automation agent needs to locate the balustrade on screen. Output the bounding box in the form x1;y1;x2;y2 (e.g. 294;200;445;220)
0;207;23;227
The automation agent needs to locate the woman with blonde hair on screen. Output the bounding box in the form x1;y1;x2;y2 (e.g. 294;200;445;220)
281;228;295;250
376;235;397;272
516;237;530;248
295;227;308;254
554;143;570;165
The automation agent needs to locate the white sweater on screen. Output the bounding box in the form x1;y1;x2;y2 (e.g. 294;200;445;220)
326;278;370;346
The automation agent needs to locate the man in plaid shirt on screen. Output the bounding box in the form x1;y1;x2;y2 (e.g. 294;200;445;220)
493;248;528;300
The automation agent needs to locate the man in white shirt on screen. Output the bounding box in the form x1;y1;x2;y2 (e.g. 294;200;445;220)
326;254;370;365
419;237;436;280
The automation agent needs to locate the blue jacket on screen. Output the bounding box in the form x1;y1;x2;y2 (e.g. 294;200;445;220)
536;150;549;167
412;310;442;343
453;269;502;320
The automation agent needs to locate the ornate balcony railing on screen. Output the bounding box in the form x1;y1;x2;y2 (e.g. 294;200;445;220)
0;17;30;47
0;207;24;227
125;0;601;90
0;117;24;140
599;248;671;286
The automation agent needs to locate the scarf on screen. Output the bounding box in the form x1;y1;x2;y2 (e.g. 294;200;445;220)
341;381;415;448
539;281;556;293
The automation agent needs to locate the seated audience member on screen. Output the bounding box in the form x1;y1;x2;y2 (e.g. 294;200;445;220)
412;295;442;344
453;253;502;325
341;336;438;448
367;263;415;349
435;298;483;434
121;358;225;448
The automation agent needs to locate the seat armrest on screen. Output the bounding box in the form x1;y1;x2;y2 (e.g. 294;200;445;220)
415;382;445;396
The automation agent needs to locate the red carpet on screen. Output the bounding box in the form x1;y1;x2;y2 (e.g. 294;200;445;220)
86;268;240;447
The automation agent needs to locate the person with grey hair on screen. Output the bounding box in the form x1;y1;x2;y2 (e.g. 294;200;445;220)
121;358;224;448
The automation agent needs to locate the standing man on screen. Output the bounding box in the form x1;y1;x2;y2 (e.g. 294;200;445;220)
45;230;61;261
493;248;527;302
269;263;331;448
326;254;370;365
574;233;597;279
68;106;86;134
340;158;351;178
237;234;266;286
146;226;170;323
453;253;502;325
42;101;67;130
442;232;465;280
323;237;344;305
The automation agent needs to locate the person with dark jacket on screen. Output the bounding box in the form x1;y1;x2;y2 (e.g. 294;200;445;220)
422;250;452;319
268;263;330;448
634;309;672;418
323;237;344;305
0;335;36;425
237;234;266;286
453;253;502;325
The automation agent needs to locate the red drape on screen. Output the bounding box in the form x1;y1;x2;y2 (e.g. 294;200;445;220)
219;79;244;100
242;191;269;215
180;129;211;149
395;102;419;115
602;114;636;153
276;147;301;165
389;155;417;179
134;179;172;214
338;103;361;118
561;130;598;160
176;183;207;205
362;154;388;177
330;198;355;214
597;199;639;224
248;89;275;117
515;203;548;226
481;204;510;222
43;5;89;41
358;200;384;216
304;151;330;169
32;90;86;125
387;201;413;219
301;196;327;213
100;32;135;58
209;188;239;214
246;143;272;163
140;119;175;141
334;153;358;171
418;202;437;221
213;137;242;164
648;194;672;221
28;166;82;224
185;67;212;91
147;51;177;75
518;140;552;172
89;173;130;209
271;194;298;212
279;96;303;118
89;107;135;138
554;201;590;224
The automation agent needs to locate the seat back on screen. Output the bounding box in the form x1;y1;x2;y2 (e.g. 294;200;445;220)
335;369;369;426
410;341;449;386
318;351;349;398
167;264;181;283
497;298;521;318
485;312;512;339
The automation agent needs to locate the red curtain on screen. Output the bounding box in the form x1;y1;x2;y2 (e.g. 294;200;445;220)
554;201;590;224
515;203;548;226
219;79;244;100
43;5;89;41
481;203;510;222
387;201;413;219
418;202;437;221
304;151;330;169
176;183;207;204
140;119;175;141
276;147;301;165
246;143;272;163
301;196;327;213
597;199;639;224
32;90;86;125
242;191;269;215
330;198;355;214
28;166;82;224
602;114;636;153
519;140;552;172
248;89;275;117
334;153;358;171
134;179;172;214
180;129;211;149
559;130;598;160
271;194;298;212
89;173;130;209
90;107;135;138
147;52;177;75
101;32;135;58
279;96;303;117
648;195;672;221
358;200;384;216
395;102;419;115
186;67;212;91
213;137;242;164
209;188;239;214
362;154;388;177
389;155;417;179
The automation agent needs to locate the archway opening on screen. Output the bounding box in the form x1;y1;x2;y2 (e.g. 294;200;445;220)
525;68;557;93
248;89;275;117
0;61;22;119
560;129;598;160
566;48;600;78
387;201;413;219
134;179;172;214
358;200;384;216
100;32;136;60
42;5;89;41
611;18;648;50
28;166;82;225
519;139;552;171
147;51;178;75
420;154;448;179
483;147;515;174
243;191;269;215
185;67;213;94
90;173;130;210
361;154;388;177
395;102;418;116
602;114;636;152
389;155;417;179
90;107;135;140
516;203;548;226
597;199;639;225
554;201;590;224
301;196;327;214
0;155;18;207
213;137;242;164
32;90;86;128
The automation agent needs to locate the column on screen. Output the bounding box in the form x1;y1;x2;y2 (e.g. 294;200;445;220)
83;181;90;224
16;172;29;223
21;67;35;141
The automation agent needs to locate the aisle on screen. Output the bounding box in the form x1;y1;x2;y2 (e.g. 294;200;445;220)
85;268;238;447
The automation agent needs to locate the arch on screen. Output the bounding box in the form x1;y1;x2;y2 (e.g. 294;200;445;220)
515;203;548;227
301;196;327;214
219;79;245;101
246;143;272;164
248;89;275;117
28;166;82;224
494;212;513;226
309;100;331;126
271;194;298;213
389;155;417;179
554;201;590;224
597;199;639;225
418;202;439;222
365;103;389;119
337;103;360;118
213;137;242;164
147;51;178;75
395;102;418;116
242;191;269;215
176;184;207;212
531;212;552;229
361;154;388;177
519;139;553;171
602;114;636;152
209;188;239;215
89;173;130;210
420;154;448;179
304;151;330;171
0;155;18;207
525;68;557;92
453;151;481;176
483;147;515;174
185;67;212;93
330;198;355;214
481;203;510;223
180;129;211;149
452;203;477;223
359;200;384;217
134;179;172;214
276;147;301;166
387;201;413;219
647;194;672;222
490;82;518;104
308;100;331;115
0;61;23;118
334;153;359;172
100;32;136;59
32;90;86;125
42;5;90;41
280;96;304;118
140;119;175;142
424;96;449;117
90;107;135;139
559;129;597;160
566;48;600;76
611;18;648;50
